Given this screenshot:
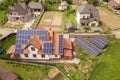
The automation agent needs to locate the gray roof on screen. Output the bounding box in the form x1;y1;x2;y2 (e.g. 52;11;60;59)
28;2;43;9
60;1;68;6
0;66;17;80
66;22;75;29
9;3;29;15
77;2;100;22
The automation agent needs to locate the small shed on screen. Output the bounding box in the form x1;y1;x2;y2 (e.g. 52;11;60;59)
66;22;76;32
58;1;68;11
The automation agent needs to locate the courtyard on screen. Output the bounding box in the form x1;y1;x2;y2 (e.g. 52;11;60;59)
39;11;63;32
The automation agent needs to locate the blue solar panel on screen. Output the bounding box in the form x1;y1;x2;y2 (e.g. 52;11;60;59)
59;35;63;54
15;30;48;54
91;35;109;49
43;42;52;54
75;36;101;56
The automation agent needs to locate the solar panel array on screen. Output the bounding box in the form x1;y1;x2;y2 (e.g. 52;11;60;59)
75;36;101;56
15;30;48;54
43;42;53;54
59;35;63;54
91;35;109;49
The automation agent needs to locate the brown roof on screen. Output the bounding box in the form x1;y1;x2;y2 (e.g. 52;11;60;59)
36;25;46;30
0;66;17;80
38;49;43;54
30;35;43;49
64;49;72;57
9;3;29;15
109;0;120;8
52;34;59;55
7;45;15;54
23;48;29;54
64;38;72;49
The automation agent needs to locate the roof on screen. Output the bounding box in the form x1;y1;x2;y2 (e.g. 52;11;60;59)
7;45;15;54
8;3;29;15
64;49;72;57
64;38;72;49
0;66;17;80
77;2;100;22
28;2;43;9
14;28;64;55
109;0;120;8
66;22;75;29
29;35;43;49
60;1;68;6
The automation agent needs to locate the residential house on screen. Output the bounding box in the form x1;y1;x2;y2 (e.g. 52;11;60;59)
7;3;32;23
115;0;120;5
109;0;120;14
7;27;73;60
28;2;44;13
76;1;100;27
58;1;68;11
0;66;17;80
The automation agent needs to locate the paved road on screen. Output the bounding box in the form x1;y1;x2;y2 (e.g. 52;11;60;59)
0;28;15;39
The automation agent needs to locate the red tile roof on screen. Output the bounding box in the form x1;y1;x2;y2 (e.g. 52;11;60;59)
64;38;72;49
23;48;29;54
36;25;46;30
30;35;43;49
7;45;15;54
64;49;72;57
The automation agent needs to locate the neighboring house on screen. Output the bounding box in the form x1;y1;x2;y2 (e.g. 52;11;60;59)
28;2;44;12
58;1;68;11
115;0;120;5
76;1;100;27
7;27;73;60
7;3;32;23
109;0;120;14
66;22;76;32
0;66;17;80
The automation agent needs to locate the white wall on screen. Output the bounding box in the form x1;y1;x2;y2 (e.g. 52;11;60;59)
89;21;99;27
19;45;61;60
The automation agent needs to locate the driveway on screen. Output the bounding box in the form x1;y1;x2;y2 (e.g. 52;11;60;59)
0;28;15;39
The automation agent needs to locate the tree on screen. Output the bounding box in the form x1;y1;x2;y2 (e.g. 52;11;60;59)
87;0;97;5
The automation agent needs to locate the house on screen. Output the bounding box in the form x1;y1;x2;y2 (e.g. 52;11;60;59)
109;0;120;14
7;3;32;23
28;2;44;13
66;22;76;32
115;0;120;5
58;1;68;11
76;1;100;27
0;66;17;80
7;27;73;60
72;0;85;5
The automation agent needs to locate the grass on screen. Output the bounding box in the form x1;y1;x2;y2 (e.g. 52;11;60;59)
0;35;16;59
0;34;2;38
14;23;25;29
0;60;50;80
0;10;7;22
89;38;120;80
3;22;13;27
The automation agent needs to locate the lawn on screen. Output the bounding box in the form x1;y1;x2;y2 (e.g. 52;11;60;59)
0;35;16;59
89;38;120;80
0;60;50;80
0;10;7;22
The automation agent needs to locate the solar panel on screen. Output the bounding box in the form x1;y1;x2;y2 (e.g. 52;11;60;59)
15;30;48;54
59;35;63;54
91;35;109;49
75;36;101;56
43;42;53;54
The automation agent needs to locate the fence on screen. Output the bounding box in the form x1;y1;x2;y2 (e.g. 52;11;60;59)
69;34;115;39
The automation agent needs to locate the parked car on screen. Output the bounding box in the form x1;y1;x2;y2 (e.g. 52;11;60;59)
0;48;4;54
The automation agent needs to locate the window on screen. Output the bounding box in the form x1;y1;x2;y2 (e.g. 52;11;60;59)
41;54;45;58
24;54;28;57
33;54;37;58
55;55;57;57
31;47;35;51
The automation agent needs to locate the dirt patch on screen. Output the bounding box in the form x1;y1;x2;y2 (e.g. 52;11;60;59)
98;7;120;30
39;11;63;32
